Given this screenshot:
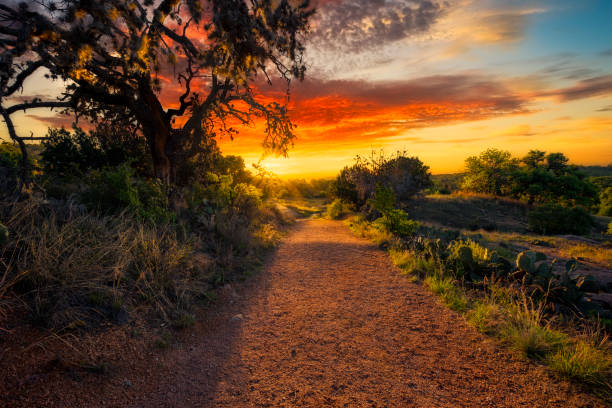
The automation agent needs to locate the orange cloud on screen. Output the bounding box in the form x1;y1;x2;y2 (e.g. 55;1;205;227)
218;74;530;155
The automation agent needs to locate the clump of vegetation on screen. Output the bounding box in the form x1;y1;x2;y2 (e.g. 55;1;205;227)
599;187;612;216
333;150;432;210
462;149;598;208
547;339;611;387
325;199;349;219
347;185;611;393
527;203;594;235
0;130;291;332
424;275;469;312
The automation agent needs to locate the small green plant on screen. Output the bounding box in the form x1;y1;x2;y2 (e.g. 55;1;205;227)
502;298;566;358
326;199;348;219
83;164;172;222
253;223;282;249
373;209;420;236
548;340;611;388
467;301;505;334
425;275;469;312
370;184;396;214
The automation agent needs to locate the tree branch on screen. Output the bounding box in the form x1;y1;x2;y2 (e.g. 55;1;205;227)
6;100;71;115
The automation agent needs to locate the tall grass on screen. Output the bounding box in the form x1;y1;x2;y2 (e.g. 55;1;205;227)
0;196;287;330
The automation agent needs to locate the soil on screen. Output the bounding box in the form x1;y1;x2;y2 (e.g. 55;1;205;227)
0;219;606;407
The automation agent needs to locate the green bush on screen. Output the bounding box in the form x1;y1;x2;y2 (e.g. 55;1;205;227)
41;127;148;178
374;209;420;236
82;164;172;222
527;203;593;235
326;199;348;219
0;142;34;193
333;150;431;207
370;185;396;214
462;149;598;207
0;142;22;170
186;172;262;219
599;187;612;216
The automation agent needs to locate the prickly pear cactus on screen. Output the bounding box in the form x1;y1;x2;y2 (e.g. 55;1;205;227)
516;251;535;274
457;245;473;265
516;251;547;274
0;222;8;246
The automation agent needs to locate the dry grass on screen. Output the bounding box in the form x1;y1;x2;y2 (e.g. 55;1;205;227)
0;196;287;331
559;242;612;268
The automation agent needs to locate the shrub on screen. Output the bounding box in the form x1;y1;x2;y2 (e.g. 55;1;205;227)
333;150;431;207
230;183;262;219
253;223;282;249
527;203;594;235
370;185;396;214
502;298;566;358
0;142;24;176
599;187;612;216
326;199;348;219
82;164;172;222
467;301;505;334
41;127;147;178
374;209;420;236
0;142;33;193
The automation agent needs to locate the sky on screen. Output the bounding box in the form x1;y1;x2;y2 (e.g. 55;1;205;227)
3;0;612;178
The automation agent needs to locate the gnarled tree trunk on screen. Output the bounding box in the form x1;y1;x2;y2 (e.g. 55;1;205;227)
136;78;173;182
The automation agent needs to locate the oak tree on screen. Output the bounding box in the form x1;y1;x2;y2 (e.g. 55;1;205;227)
0;0;313;183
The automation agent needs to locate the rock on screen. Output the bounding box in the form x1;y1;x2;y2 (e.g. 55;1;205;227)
579;275;601;293
590;293;612;311
231;314;244;322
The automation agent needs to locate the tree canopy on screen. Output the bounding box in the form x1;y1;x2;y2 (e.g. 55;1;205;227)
462;148;598;207
0;0;314;183
333;150;432;208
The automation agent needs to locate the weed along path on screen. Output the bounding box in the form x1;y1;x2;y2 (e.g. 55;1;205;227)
6;219;602;407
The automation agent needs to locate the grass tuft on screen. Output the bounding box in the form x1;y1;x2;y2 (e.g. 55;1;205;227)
425;275;469;312
548;340;611;389
501;298;567;359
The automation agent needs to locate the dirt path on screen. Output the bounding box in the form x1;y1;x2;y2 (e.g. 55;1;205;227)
5;219;604;407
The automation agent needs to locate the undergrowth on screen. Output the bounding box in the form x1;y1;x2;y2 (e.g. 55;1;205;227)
346;214;612;399
0;195;288;332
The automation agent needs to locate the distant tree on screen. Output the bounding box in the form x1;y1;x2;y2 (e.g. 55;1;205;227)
462;148;598;208
333;150;431;207
522;149;546;169
546;152;570;174
599;187;612;216
0;0;314;183
461;148;519;195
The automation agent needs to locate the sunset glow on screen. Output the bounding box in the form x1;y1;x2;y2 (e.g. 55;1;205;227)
4;0;612;178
